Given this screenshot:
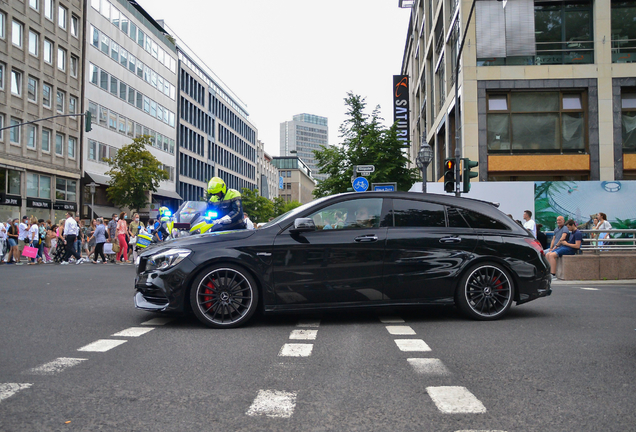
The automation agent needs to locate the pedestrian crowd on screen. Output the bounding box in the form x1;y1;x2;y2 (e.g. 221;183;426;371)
0;211;168;265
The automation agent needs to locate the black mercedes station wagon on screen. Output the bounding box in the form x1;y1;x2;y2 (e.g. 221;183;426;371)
134;192;552;328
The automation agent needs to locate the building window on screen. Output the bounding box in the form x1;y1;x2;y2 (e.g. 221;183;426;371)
70;55;78;77
55;133;63;155
44;0;54;21
58;5;67;29
12;20;23;48
0;13;4;40
27;125;37;149
487;91;587;154
68;137;76;159
0;115;3;141
56;178;76;202
28;30;38;56
69;96;77;114
89;63;98;85
88;140;97;161
11;69;21;96
41;128;51;152
100;70;109;90
27;173;51;199
29;0;39;11
42;83;52;108
56;90;65;113
27;76;37;102
57;47;66;71
622;92;636;151
110;76;118;95
71;15;79;38
44;39;53;63
10;118;21;144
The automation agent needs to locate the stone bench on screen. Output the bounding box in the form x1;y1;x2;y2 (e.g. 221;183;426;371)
556;253;636;280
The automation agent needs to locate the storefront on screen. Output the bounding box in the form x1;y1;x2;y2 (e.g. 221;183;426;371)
0;194;22;223
26;198;52;222
53;202;78;225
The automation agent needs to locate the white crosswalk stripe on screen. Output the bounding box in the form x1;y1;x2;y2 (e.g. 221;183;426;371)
395;339;431;352
0;383;32;403
279;343;313;357
386;325;416;335
426;386;487;413
112;327;155;337
289;329;318;340
246;389;297;418
77;339;127;352
407;358;451;375
24;358;87;375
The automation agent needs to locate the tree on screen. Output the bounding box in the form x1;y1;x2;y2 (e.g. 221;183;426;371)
105;136;169;212
240;188;274;223
273;197;302;217
313;92;420;198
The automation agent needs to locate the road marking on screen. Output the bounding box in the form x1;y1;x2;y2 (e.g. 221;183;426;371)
455;430;507;432
580;287;599;291
395;339;431;352
279;343;313;357
297;320;320;328
386;325;416;335
379;316;405;323
246;389;297;418
426;386;487;413
408;358;451;375
112;327;155;337
77;339;127;352
140;317;173;326
24;358;87;375
0;383;32;403
289;329;318;340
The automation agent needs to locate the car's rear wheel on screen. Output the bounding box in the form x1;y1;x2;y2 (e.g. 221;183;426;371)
190;264;258;328
456;263;514;320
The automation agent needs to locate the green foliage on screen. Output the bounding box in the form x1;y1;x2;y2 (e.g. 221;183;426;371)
105;136;169;212
240;188;274;223
313;92;420;198
273;198;302;216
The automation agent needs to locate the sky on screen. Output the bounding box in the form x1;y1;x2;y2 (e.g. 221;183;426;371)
138;0;412;157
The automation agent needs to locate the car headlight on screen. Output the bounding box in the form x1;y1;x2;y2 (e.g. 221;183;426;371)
146;248;191;272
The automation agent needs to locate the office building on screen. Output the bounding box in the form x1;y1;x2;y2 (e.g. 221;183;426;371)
0;0;84;222
272;156;316;204
83;0;179;218
400;0;636;183
256;139;279;200
280;113;329;182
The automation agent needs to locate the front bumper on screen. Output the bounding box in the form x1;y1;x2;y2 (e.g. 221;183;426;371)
134;257;197;313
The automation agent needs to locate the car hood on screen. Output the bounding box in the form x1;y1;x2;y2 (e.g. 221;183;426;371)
139;229;256;257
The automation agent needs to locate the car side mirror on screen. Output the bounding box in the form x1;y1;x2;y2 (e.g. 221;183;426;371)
290;218;316;234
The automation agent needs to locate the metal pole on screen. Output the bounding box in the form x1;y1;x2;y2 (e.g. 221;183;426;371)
91;192;94;221
454;0;478;197
422;167;427;193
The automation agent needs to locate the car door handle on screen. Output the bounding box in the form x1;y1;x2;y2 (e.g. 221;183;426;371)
439;236;461;244
355;235;378;242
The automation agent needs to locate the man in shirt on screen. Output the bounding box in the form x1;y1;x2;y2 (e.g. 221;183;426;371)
18;215;29;262
523;210;537;238
61;211;84;265
546;219;582;278
107;214;119;263
546;216;568;253
244;213;254;230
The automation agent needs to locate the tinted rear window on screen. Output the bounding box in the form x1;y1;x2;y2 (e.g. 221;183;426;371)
447;207;470;228
392;199;446;228
458;208;509;230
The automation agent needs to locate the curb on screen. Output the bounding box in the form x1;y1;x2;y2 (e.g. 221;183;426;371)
551;279;636;285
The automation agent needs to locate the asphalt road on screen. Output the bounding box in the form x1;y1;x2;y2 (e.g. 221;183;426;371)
1;264;635;431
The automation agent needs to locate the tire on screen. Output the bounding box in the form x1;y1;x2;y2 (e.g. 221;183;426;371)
456;263;514;320
190;264;259;328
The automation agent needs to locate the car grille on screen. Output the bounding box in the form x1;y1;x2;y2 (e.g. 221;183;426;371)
142;293;169;305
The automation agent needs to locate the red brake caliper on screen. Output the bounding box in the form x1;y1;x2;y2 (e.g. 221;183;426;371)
202;281;215;306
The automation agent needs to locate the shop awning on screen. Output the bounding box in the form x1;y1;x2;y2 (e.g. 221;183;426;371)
87;204;122;219
153;188;182;200
86;172;111;186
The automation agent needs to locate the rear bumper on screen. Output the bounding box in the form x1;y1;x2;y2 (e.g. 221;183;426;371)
517;273;552;305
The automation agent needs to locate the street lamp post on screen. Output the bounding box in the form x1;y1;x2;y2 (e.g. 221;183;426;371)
87;182;97;221
415;135;433;193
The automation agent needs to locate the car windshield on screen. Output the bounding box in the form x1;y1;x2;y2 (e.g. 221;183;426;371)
260;196;332;229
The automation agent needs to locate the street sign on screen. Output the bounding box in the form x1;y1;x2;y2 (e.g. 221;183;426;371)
356;165;375;173
360;172;370;176
372;182;397;192
352;177;369;192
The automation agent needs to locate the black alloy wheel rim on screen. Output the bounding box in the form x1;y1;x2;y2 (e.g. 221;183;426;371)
465;265;512;317
197;268;253;325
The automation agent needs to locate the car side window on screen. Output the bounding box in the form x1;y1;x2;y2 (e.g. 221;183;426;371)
458;208;509;230
392;199;446;228
447;206;470;228
308;198;383;230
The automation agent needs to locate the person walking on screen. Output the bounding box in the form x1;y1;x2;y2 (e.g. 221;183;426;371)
27;216;40;264
128;213;144;263
6;219;20;264
43;224;55;263
116;212;128;263
107;214;118;263
595;212;612;248
522;210;537;238
36;219;46;263
61;212;84;265
18;215;29;263
89;218;108;264
74;217;84;257
87;219;97;261
0;220;7;264
244;213;254;230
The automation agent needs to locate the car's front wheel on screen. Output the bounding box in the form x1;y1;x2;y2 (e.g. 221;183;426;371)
456;263;514;320
190;264;259;328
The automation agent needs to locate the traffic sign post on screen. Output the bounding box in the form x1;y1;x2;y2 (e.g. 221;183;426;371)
356;165;375;174
372;182;397;192
352;177;369;192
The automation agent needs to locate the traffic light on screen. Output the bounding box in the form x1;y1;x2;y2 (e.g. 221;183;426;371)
85;110;92;132
443;159;455;193
462;158;479;193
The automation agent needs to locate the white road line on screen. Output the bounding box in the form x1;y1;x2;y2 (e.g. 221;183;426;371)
112;327;155;337
395;339;431;352
379;316;405;323
140;317;173;326
0;383;32;403
426;386;487;413
455;430;507;432
296;320;320;328
279;343;313;357
24;358;87;375
246;389;297;418
289;329;318;340
386;325;416;335
580;287;599;291
407;358;451;375
77;339;127;352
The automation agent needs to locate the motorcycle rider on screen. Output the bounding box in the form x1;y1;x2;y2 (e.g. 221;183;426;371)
207;177;245;232
155;206;172;241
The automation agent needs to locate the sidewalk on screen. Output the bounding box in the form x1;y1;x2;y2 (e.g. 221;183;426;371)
551;279;636;285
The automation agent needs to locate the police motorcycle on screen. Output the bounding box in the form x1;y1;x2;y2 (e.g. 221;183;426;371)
165;200;222;239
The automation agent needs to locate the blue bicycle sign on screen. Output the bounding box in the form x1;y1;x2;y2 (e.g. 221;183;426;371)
352;177;369;192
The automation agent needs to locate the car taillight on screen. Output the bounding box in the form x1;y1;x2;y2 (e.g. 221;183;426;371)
525;238;544;255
